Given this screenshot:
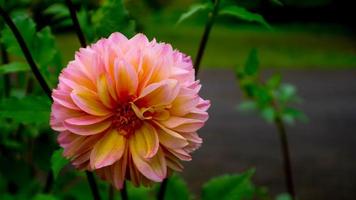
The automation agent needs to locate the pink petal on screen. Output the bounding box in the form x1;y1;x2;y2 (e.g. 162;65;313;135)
90;129;126;169
64;119;111;135
71;89;111;116
130;122;159;158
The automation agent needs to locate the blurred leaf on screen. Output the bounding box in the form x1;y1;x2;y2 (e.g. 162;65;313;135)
43;3;70;21
0;62;29;74
270;0;284;6
177;3;213;24
276;84;297;103
0;96;51;124
261;106;275;123
1;15;62;83
202;169;256;200
51;149;69;180
32;194;58;200
92;0;136;40
165;175;191;200
238;101;257;111
276;193;292;200
244;49;259;76
266;74;281;89
127;182;154;200
282;107;308;124
1;15;36;56
219;5;271;29
77;9;95;43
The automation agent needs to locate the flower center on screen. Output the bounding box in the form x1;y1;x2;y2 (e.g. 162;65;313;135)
112;103;142;137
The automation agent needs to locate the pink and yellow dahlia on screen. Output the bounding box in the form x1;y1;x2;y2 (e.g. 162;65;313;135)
50;32;210;188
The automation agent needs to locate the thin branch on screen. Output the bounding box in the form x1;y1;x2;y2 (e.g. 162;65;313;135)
64;2;103;200
0;5;56;193
194;0;220;76
0;6;52;99
0;44;10;97
65;0;86;47
86;171;102;200
120;181;128;200
274;113;296;199
157;178;169;200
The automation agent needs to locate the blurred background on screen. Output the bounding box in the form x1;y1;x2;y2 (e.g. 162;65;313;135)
1;0;356;199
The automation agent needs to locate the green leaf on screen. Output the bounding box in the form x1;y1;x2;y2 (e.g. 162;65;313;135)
0;62;29;74
32;194;58;200
92;0;136;40
202;169;256;200
282;107;307;124
51;149;69;180
218;5;271;29
266;74;281;89
0;96;51;124
1;15;36;56
276;84;298;103
43;3;70;21
276;193;292;200
127;181;153;200
1;14;62;83
261;106;275;123
177;3;213;24
237;101;257;111
244;49;259;76
165;175;191;200
271;0;284;6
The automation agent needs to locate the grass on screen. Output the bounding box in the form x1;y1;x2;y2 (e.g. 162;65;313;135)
56;23;356;69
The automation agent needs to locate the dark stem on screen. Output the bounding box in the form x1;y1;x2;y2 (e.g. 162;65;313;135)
0;6;52;99
65;0;87;47
157;178;169;200
194;0;220;76
120;181;128;200
65;3;103;200
274;115;296;199
86;171;102;200
0;6;56;193
0;44;10;97
108;185;114;200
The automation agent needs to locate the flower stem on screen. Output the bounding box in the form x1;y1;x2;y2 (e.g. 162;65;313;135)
194;0;220;76
0;43;10;97
108;185;114;200
65;0;86;47
64;2;103;200
65;0;87;48
120;181;128;200
86;171;102;200
274;114;296;199
157;178;168;200
0;6;52;99
0;6;57;194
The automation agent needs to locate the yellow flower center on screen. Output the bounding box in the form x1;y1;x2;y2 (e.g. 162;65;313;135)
112;103;142;137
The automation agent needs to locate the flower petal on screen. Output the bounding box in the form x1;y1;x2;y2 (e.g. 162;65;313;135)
97;74;117;108
64;119;111;135
154;122;188;149
130;145;166;182
114;59;138;99
71;89;111;116
130;122;159;158
90;129;126;169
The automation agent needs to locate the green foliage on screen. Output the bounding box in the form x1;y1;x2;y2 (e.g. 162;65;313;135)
1;14;62;84
92;0;136;40
164;175;191;200
32;194;58;200
51;149;69;180
0;62;29;74
218;5;271;29
202;169;259;200
275;193;292;200
0;96;51;125
236;49;306;124
177;2;213;24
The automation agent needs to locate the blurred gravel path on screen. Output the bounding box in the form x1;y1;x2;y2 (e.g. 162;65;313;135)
181;69;356;200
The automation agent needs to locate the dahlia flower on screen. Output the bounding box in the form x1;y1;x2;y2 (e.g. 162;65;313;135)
50;32;210;188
